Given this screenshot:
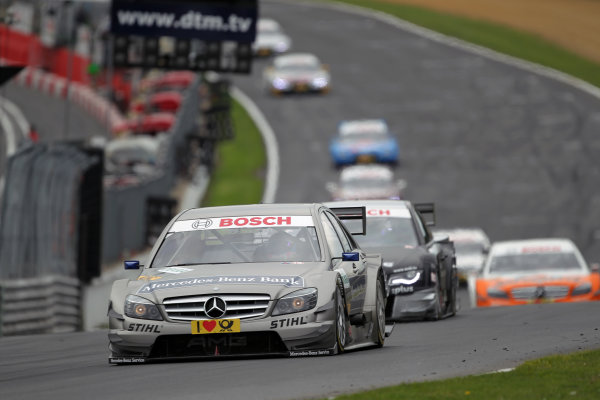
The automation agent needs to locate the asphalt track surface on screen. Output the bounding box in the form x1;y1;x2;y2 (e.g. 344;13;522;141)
1;297;599;400
234;0;600;261
2;1;600;399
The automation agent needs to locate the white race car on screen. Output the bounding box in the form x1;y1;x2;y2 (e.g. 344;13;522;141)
433;228;490;282
263;53;330;94
252;18;292;56
326;165;406;201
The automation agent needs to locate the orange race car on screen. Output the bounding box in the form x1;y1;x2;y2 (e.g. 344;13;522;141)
475;238;600;307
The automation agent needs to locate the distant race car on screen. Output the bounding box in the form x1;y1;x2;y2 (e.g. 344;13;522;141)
475;238;600;307
326;165;406;201
434;228;490;282
330;119;399;166
108;203;391;363
141;71;196;93
263;53;330;94
325;200;458;321
112;112;175;136
131;91;183;114
253;18;292;56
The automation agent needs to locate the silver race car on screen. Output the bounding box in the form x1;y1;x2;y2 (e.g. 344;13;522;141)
263;53;331;94
108;204;390;363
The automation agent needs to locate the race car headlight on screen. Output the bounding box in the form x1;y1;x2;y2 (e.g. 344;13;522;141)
124;295;163;321
311;77;329;88
272;288;318;316
272;77;290;90
274;42;290;52
389;270;421;286
487;288;509;299
572;283;592;295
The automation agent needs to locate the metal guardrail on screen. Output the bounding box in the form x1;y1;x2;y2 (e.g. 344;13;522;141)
0;275;80;336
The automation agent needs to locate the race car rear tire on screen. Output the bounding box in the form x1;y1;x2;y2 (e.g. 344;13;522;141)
335;283;348;354
374;275;386;347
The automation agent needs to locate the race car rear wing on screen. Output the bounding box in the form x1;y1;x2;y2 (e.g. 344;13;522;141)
329;206;367;235
414;203;436;226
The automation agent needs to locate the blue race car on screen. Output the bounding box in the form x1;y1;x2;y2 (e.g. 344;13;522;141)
329;119;399;167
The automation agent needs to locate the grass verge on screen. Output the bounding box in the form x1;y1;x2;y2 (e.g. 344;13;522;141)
330;0;600;88
201;97;265;207
332;348;600;399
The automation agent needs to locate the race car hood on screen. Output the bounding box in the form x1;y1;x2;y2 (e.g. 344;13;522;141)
130;262;326;303
271;70;328;82
456;253;485;270
254;34;290;49
362;246;429;274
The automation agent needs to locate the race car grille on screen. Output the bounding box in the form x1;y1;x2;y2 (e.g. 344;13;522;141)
163;294;271;321
149;332;288;358
511;286;570;300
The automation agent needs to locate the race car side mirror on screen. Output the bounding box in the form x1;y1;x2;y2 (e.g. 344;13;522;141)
590;263;600;273
342;252;359;262
432;233;450;244
124;260;141;270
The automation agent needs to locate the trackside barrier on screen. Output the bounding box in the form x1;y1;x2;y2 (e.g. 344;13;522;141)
0;276;80;336
102;76;201;262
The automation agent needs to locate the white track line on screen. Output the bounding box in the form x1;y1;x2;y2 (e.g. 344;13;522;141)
1;97;30;138
230;86;280;204
279;0;600;100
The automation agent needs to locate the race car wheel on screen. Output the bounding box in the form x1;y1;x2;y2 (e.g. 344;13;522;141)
335;283;348;353
448;278;458;317
374;275;386;347
428;282;444;321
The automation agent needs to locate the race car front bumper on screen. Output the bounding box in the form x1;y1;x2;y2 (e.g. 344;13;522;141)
385;288;438;321
108;306;337;363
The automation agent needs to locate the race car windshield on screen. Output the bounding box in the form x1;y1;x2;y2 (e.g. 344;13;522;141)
488;252;583;274
150;226;321;267
339;132;388;142
341;178;392;189
275;65;320;73
344;217;418;247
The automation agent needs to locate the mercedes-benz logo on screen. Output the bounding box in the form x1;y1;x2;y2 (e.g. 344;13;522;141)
204;296;227;319
534;286;546;299
192;219;213;230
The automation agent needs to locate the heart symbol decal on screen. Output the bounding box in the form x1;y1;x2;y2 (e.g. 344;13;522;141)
203;320;217;332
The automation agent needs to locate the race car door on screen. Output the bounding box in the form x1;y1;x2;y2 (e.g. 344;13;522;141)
320;211;367;316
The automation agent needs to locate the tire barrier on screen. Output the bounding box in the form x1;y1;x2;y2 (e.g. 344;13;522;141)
0;275;80;336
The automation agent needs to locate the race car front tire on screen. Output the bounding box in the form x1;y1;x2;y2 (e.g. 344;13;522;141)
335;281;348;353
374;274;386;347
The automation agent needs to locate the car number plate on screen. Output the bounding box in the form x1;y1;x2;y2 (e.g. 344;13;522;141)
191;319;241;334
357;154;375;163
296;83;308;91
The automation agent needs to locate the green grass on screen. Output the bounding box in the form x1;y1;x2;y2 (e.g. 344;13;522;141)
201;98;265;207
331;349;600;400
330;0;600;88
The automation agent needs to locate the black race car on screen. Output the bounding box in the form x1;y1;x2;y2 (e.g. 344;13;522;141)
327;200;457;321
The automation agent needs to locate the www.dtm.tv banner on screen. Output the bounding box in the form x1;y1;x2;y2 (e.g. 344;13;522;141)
110;0;258;42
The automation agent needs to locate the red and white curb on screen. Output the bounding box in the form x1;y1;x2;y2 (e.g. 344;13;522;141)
15;67;126;134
